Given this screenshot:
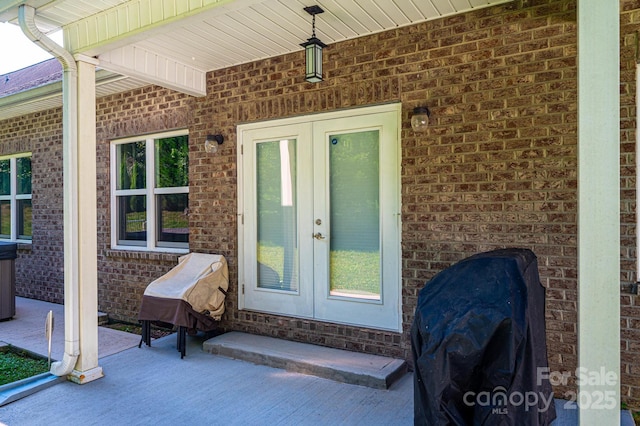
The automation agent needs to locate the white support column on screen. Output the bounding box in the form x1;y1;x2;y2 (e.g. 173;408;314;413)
68;55;102;384
577;1;620;425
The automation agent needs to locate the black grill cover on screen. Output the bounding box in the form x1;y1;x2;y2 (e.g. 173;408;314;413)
411;248;556;425
0;242;17;260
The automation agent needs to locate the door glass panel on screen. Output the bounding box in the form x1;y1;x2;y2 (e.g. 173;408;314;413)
329;131;380;300
256;139;298;291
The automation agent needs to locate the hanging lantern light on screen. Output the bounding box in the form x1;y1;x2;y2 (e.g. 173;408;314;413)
301;5;326;83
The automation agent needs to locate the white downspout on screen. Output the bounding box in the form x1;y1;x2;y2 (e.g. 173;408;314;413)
18;4;79;377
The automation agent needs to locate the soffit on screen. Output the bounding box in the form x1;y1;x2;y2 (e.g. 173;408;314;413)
0;0;513;119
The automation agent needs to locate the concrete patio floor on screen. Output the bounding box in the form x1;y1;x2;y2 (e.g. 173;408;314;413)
0;297;634;425
0;297;413;425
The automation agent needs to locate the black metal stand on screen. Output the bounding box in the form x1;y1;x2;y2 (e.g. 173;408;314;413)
177;326;186;359
138;320;186;358
138;320;151;348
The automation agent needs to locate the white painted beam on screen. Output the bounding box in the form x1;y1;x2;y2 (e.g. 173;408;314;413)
99;45;206;97
67;55;102;383
577;0;620;425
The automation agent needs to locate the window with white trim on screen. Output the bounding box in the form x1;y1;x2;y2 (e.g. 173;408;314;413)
0;153;32;242
111;130;189;252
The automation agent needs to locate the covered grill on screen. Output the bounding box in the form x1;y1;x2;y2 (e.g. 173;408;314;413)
411;248;556;425
138;253;228;358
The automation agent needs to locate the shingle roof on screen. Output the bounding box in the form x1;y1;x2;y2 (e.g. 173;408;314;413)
0;58;61;97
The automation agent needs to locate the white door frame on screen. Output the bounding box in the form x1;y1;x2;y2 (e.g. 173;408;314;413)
237;103;402;331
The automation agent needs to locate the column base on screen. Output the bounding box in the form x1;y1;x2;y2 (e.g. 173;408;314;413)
67;366;103;384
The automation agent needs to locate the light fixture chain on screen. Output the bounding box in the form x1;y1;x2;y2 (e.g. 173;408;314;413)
312;14;316;38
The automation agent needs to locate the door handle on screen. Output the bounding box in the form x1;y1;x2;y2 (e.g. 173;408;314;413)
313;232;326;240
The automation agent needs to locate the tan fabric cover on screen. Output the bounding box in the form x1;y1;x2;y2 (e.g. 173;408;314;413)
143;253;228;320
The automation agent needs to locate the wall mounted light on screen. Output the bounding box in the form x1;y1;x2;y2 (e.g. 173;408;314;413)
204;134;224;154
300;5;326;83
411;106;431;132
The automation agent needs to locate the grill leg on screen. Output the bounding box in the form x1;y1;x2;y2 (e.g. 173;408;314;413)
177;326;186;358
139;320;151;348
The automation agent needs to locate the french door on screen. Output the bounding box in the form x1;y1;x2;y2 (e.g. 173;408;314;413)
238;104;401;331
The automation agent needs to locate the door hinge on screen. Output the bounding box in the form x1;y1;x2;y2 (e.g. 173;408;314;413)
241;144;243;155
242;284;245;294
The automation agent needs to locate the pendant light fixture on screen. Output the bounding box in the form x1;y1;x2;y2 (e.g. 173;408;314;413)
301;5;326;83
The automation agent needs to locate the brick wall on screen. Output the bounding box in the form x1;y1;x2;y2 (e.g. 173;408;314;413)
188;0;585;395
2;0;640;408
94;86;193;321
0;109;65;303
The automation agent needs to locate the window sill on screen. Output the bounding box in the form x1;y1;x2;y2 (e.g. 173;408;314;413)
17;242;32;253
104;248;185;262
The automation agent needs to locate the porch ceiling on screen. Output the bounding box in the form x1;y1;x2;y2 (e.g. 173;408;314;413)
0;0;512;119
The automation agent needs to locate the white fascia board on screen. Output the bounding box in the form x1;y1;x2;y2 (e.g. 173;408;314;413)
0;69;129;120
98;45;206;97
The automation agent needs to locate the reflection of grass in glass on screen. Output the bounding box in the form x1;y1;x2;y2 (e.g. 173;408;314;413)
21;206;32;236
330;250;380;296
162;211;188;228
125;211;146;232
0;202;9;235
127;211;146;220
124;211;188;232
0;206;32;238
257;242;379;296
258;243;285;277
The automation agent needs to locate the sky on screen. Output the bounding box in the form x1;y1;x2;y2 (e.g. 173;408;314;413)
0;22;63;75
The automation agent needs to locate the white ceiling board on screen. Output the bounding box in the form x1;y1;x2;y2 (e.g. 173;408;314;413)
450;0;474;12
351;0;396;29
412;1;441;19
0;0;515;116
315;0;370;37
428;0;456;15
370;0;410;26
139;29;246;69
227;8;299;51
325;0;383;34
392;0;425;22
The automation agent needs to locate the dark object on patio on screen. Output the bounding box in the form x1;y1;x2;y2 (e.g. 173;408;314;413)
411;248;556;425
0;242;17;321
138;253;228;358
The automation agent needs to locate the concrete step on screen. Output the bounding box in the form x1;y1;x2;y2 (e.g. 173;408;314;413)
203;331;406;390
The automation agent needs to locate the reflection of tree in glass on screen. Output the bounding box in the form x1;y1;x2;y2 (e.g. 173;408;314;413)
155;136;189;214
118;142;146;216
0;160;10;196
16;157;31;195
119;141;146;190
156;136;188;187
